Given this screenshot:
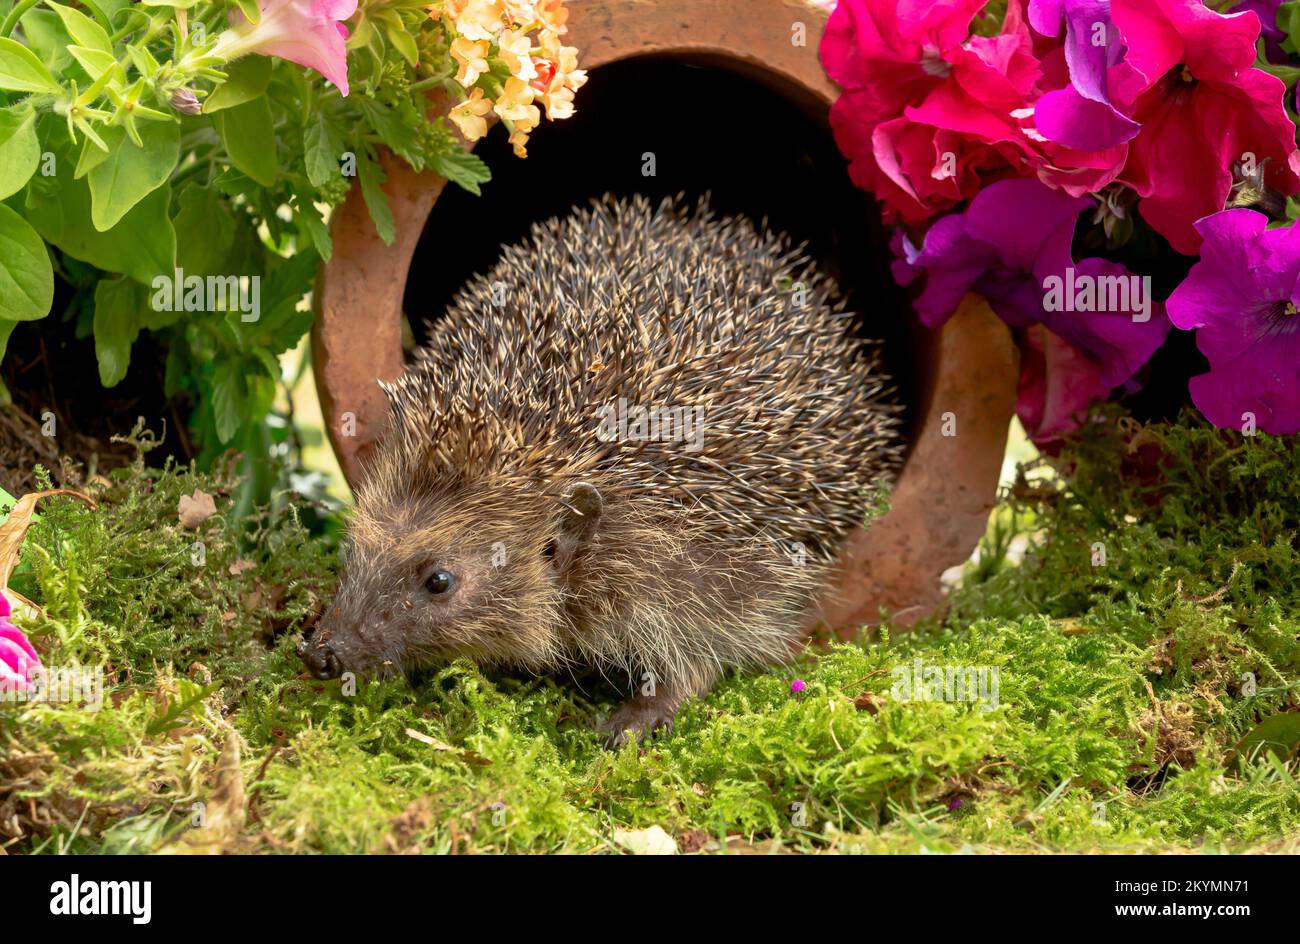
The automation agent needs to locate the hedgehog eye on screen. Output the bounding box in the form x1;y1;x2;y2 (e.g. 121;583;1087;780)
424;569;455;595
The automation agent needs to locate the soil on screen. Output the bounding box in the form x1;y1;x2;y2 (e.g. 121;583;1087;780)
0;301;192;494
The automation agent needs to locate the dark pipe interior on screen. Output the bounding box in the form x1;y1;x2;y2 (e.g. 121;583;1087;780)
405;56;919;440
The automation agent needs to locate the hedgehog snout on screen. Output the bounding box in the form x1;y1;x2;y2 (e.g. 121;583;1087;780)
298;600;367;679
298;637;342;680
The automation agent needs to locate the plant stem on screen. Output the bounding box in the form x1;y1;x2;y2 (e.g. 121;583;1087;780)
0;0;41;39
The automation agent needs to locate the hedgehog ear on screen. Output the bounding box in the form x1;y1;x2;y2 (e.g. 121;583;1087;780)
551;482;603;571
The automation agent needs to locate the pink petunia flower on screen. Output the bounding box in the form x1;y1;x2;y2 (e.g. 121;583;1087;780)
1017;323;1114;445
0;593;40;694
1165;209;1300;434
211;0;357;96
1110;0;1300;254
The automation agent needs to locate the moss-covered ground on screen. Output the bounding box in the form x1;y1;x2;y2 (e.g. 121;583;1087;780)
2;414;1299;854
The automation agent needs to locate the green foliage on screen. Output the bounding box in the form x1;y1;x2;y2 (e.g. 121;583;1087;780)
0;0;490;460
3;415;1298;853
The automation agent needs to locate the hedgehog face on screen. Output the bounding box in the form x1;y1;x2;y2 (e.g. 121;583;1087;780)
300;484;578;680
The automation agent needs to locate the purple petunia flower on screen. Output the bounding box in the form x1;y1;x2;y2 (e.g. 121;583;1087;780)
897;178;1170;443
1028;0;1140;151
898;178;1092;330
1237;0;1288;63
1166;209;1300;435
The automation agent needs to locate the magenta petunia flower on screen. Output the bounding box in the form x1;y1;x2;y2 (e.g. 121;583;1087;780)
877;2;1130;209
821;0;1014;224
0;593;40;694
212;0;357;96
1028;0;1141;151
1111;0;1300;254
822;0;1143;221
790;678;806;695
1166;209;1300;434
898;178;1170;443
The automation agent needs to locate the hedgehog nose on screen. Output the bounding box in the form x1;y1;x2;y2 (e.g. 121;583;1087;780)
297;640;341;680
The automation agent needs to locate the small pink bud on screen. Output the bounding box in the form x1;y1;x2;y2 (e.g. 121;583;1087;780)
790;678;806;695
170;88;202;115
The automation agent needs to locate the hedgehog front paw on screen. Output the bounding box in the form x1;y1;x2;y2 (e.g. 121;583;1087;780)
600;696;677;749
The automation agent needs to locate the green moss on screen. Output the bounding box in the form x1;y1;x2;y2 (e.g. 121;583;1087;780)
2;413;1298;853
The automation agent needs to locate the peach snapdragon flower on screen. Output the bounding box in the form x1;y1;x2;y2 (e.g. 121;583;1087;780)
431;0;582;156
450;36;490;86
449;87;492;140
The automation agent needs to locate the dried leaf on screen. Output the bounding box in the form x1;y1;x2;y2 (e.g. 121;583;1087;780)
164;730;246;855
0;489;96;591
612;825;677;855
854;691;887;715
177;489;217;529
228;559;256;576
405;728;455;751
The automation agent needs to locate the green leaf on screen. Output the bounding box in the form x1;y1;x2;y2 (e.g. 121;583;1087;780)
303;112;343;189
201;55;272;114
385;22;419;66
87;119;179;231
0;318;14;405
146;679;217;737
0;318;15;363
357;151;394;245
66;44;122;83
92;276;144;386
214;98;278;187
1283;2;1300;55
356;97;419;167
0;37;62;94
0;102;39;200
210;355;248;443
17;10;76;75
46;2;113;55
296;200;332;262
234;0;260;24
74;125;117;178
25;114;175;285
125;44;161;78
432;148;491;197
243;247;318;355
172;183;238;275
1230;712;1300;768
0;204;53;321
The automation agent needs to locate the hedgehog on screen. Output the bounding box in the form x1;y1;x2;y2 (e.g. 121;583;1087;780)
299;194;903;746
